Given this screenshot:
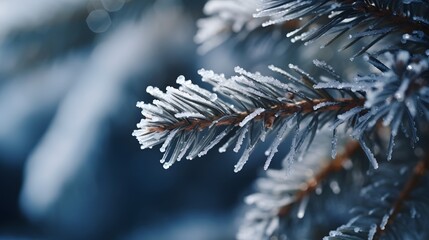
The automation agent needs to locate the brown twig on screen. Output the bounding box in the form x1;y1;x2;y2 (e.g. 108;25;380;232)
148;97;365;133
374;155;429;240
277;140;361;217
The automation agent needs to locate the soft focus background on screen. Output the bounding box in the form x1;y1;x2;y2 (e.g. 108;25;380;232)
0;1;272;239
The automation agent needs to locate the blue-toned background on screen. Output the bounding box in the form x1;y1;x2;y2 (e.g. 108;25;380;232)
0;1;274;239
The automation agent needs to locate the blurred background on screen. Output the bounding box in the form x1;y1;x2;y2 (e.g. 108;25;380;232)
0;0;274;239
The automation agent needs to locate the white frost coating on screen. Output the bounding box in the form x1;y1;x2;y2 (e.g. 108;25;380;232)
136;101;145;108
153;99;177;112
176;75;186;84
146;86;165;98
268;64;294;78
265;218;279;236
163;162;172;169
174;112;206;119
313;59;340;78
259;128;267;142
160;129;179;153
198;68;221;81
331;129;338;159
234;146;254;172
405;98;417;117
235;66;291;90
198;128;230;157
160;143;172;164
244;193;265;205
139;102;164;115
288;64;312;80
368;224;377;240
176;136;195;162
383;102;400;126
337;107;364;121
167;87;202;106
387;110;402;161
218;141;230;153
134;132;168;149
297;195;309;219
163;140;186;169
314;81;371;92
313;101;338;110
264;120;290;170
380;214;390;230
177;76;215;101
239;108;265;127
360;139;379;169
394;78;410;101
230;76;270;100
209;93;218;101
234;125;249;152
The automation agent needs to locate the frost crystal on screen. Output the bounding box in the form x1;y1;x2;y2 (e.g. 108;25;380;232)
313;101;338;110
239;108;265;127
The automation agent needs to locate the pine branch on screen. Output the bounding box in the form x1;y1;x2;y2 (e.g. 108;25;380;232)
355;2;429;36
317;51;429;168
237;131;334;240
134;51;429;171
133;64;366;171
237;132;366;240
257;0;429;56
277;140;360;217
129;1;429;239
373;154;429;240
149;98;364;133
325;152;429;240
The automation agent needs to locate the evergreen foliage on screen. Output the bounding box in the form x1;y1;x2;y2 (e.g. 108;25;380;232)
133;0;429;239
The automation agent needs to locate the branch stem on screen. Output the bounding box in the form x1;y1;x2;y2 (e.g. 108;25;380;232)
374;154;429;239
277;140;361;217
150;97;365;133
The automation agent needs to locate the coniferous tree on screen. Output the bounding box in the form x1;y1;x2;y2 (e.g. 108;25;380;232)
133;0;429;239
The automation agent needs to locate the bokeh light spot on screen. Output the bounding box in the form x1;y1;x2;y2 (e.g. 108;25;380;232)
101;0;125;12
86;9;111;33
